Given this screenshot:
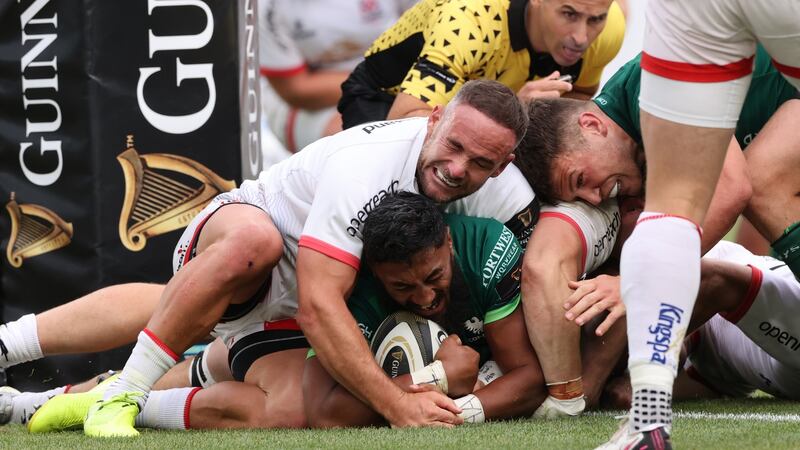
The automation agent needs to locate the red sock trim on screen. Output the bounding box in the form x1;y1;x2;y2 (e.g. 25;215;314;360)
721;265;763;324
183;387;202;429
63;384;73;394
142;328;180;362
636;213;703;237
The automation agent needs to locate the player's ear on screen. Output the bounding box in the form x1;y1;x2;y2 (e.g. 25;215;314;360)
428;105;443;132
446;227;453;250
578;111;608;137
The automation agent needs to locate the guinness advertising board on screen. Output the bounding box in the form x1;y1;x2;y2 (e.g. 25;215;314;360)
0;0;260;389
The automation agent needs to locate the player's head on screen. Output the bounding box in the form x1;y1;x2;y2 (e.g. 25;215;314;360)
516;98;642;205
529;0;614;66
363;192;453;319
417;80;527;204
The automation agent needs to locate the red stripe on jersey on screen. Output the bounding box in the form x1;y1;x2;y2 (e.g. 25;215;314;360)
641;52;754;83
772;58;800;79
298;235;361;270
722;264;763;324
260;65;307;78
540;212;587;272
183;387;202;429
636;214;703;237
143;328;180;362
264;318;302;331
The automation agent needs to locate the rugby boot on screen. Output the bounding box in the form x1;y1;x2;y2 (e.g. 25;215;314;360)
83;392;142;437
28;373;120;433
0;386;19;425
595;417;672;450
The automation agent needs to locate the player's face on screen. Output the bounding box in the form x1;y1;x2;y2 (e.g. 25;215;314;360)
533;0;612;67
418;104;516;204
550;126;642;205
371;234;454;321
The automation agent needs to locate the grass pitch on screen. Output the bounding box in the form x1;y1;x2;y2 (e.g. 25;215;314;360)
1;398;799;449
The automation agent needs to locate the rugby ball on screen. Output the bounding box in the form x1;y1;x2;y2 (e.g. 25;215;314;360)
370;311;448;378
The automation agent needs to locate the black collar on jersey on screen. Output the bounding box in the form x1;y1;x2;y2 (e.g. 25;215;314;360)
508;0;584;81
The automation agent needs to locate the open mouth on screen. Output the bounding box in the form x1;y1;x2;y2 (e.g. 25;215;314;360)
415;297;443;316
562;46;583;61
434;167;460;188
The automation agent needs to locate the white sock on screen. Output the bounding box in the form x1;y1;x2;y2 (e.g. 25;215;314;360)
0;314;43;368
135;387;200;430
621;213;701;430
103;329;179;407
12;386;68;425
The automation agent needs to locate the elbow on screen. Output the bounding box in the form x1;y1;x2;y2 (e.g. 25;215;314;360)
296;298;322;339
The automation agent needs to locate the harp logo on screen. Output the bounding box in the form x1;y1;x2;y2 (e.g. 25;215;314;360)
117;135;236;251
5;193;73;268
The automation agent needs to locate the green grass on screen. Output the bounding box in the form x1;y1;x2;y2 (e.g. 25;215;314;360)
2;398;799;449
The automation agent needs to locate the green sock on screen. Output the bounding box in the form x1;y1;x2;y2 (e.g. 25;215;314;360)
771;221;800;279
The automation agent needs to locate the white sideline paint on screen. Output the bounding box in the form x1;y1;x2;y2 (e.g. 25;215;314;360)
589;411;800;423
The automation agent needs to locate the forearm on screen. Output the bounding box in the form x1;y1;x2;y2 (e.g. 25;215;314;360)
268;70;348;110
581;316;627;407
297;293;403;415
522;264;582;382
474;365;545;420
702;139;752;253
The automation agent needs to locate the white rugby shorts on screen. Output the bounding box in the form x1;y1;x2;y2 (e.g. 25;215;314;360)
640;0;800;127
172;190;301;347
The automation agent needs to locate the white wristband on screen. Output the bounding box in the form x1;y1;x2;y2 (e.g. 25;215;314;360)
477;360;503;386
410;360;448;395
454;394;485;423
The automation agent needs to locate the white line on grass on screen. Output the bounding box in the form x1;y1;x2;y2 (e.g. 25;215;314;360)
589;411;800;423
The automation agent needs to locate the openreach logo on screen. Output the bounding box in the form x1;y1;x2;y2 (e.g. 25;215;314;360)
759;321;800;352
648;302;685;364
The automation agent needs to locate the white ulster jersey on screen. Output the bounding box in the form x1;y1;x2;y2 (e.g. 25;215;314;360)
686;241;800;400
239;117;535;270
259;0;407;74
539;200;621;276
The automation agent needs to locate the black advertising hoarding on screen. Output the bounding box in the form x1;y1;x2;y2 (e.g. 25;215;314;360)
0;0;260;390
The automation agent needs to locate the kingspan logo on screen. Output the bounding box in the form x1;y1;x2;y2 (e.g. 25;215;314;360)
647;302;685;364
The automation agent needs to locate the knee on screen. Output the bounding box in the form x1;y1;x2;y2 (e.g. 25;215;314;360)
214;223;282;279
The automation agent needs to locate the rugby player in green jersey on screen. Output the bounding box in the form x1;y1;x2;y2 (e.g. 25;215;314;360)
26;192;590;430
304;191;547;426
514;46;799;418
518;46;799;261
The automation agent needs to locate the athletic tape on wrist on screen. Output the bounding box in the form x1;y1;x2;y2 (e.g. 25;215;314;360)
410;360;448;395
454;394;485;423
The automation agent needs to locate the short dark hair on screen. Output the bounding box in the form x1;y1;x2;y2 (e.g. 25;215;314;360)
362;191;448;267
450;80;529;147
515;98;587;204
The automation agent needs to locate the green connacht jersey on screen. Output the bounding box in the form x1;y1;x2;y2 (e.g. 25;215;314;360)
594;46;798;149
349;214;523;365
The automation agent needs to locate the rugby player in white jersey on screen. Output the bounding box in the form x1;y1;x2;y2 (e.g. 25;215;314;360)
258;0;412;152
529;194;800;449
64;79;536;437
615;1;800;447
